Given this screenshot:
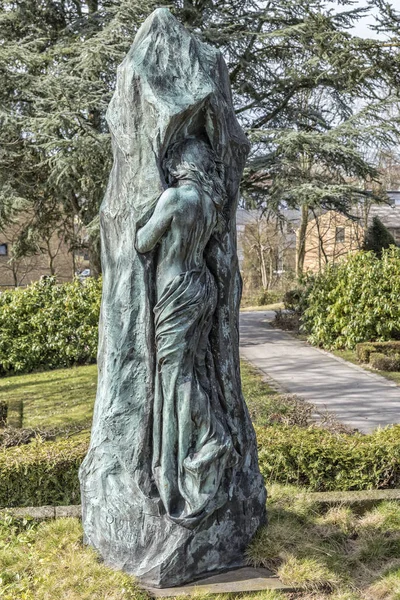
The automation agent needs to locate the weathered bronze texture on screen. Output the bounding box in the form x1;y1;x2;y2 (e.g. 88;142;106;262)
79;8;266;588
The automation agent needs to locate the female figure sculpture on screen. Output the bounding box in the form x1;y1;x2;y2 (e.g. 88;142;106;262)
79;8;266;588
136;138;237;527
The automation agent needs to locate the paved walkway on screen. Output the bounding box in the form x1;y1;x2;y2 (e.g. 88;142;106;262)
239;311;400;433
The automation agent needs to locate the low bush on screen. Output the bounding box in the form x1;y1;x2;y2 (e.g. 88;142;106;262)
256;289;283;306
0;277;101;374
357;340;400;364
283;288;303;312
2;424;400;507
370;352;400;371
256;425;400;491
302;247;400;349
0;434;89;507
273;308;301;331
272;288;305;332
241;288;283;307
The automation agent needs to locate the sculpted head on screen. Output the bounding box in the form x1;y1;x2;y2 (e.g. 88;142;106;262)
164;138;213;179
163;137;226;214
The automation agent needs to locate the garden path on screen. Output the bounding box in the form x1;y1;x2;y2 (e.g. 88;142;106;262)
239;311;400;433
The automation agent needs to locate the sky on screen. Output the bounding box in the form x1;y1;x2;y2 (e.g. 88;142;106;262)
328;0;384;39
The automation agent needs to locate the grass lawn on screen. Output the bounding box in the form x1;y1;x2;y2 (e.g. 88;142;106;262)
1;484;400;599
240;302;284;312
0;360;286;431
0;365;97;430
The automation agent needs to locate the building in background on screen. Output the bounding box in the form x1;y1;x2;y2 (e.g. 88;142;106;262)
0;213;89;288
300;192;400;273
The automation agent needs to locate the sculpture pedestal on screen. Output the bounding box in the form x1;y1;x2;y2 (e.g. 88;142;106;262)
142;568;296;597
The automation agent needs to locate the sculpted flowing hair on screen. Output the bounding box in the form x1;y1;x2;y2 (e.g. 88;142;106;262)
163;138;227;218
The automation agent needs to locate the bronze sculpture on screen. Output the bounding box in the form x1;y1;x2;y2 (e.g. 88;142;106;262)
79;9;266;588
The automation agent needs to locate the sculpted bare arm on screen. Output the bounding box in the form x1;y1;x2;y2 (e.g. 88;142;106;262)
135;188;177;253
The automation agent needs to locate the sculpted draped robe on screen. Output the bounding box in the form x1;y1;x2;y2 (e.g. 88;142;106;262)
136;161;239;527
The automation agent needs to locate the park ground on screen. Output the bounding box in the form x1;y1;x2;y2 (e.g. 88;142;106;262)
1;362;400;599
2;483;400;600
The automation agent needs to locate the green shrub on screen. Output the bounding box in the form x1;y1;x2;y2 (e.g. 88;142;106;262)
0;434;89;507
363;216;397;256
2;425;400;507
256;289;282;306
241;288;283;307
302;247;400;349
272;288;305;331
370;352;400;372
356;343;379;363
0;277;101;374
256;425;400;491
283;288;303;312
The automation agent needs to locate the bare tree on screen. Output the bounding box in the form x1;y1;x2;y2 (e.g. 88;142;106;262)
240;212;296;293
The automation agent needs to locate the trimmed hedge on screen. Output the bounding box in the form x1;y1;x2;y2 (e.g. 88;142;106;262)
256;425;400;491
357;341;400;364
0;434;89;507
370;352;400;371
1;425;400;507
6;399;23;428
0;277;101;374
0;401;6;427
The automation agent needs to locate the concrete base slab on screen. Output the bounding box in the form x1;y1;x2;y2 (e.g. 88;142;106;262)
142;567;296;597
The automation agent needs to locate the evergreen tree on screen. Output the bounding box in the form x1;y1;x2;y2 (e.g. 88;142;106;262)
0;0;161;275
1;0;399;274
363;216;397;256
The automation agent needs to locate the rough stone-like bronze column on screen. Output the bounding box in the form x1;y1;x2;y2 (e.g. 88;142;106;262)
79;8;266;588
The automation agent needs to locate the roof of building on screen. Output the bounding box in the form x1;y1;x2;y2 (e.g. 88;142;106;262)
368;204;400;229
237;193;400;232
236;207;300;227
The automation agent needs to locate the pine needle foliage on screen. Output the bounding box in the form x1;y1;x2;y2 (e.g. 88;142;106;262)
363;215;397;256
1;1;400;271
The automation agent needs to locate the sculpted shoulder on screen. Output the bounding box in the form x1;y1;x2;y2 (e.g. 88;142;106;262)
159;184;201;223
175;184;201;211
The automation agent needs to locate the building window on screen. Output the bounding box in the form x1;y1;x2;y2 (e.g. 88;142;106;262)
335;227;345;243
0;244;8;256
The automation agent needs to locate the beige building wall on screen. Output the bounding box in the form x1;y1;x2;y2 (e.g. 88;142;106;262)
302;211;364;273
0;216;77;288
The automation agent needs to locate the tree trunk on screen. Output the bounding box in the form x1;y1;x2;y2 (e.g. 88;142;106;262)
89;239;101;278
297;203;309;276
260;246;268;289
12;263;18;288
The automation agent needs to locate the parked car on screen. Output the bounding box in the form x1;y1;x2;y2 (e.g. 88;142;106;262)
76;268;91;280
